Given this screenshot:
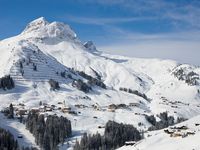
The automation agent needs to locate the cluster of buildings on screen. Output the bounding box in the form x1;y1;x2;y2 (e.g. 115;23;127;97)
164;125;195;138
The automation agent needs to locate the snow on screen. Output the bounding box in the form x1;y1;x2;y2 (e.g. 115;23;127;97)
0;17;200;150
22;17;49;34
0;113;39;149
84;41;97;52
118;115;200;150
22;17;77;40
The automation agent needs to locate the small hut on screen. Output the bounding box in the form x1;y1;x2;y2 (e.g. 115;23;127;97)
108;104;117;112
31;108;40;114
16;109;27;116
125;141;136;146
129;103;139;107
170;132;182;138
91;103;101;111
62;107;72;113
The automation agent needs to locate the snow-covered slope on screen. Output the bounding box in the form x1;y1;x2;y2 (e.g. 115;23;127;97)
0;113;39;149
0;17;200;149
119;114;200;150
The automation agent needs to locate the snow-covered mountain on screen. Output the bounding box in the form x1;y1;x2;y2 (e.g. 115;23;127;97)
0;17;200;150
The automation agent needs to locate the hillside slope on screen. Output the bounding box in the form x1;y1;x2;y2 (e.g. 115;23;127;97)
0;17;200;150
119;114;200;150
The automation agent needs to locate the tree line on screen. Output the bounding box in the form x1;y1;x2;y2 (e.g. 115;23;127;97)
119;87;150;101
0;75;15;90
145;112;186;131
74;120;142;150
26;113;72;150
77;70;106;89
0;127;18;150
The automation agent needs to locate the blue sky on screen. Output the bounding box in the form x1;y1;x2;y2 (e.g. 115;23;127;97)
0;0;200;65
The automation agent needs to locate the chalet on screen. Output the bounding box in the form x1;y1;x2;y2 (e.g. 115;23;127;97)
117;104;127;109
170;132;182;137
172;125;188;130
108;104;117;109
40;105;54;112
17;134;23;138
75;104;87;108
68;111;77;115
92;103;101;111
62;107;72;113
45;107;53;112
19;103;25;106
129;103;140;107
108;109;115;112
98;126;105;129
182;133;188;138
171;105;178;108
125;141;136;146
107;104;117;112
31;108;40;114
164;129;174;134
75;104;81;108
51;105;56;109
16;109;27;116
135;113;141;115
186;131;195;135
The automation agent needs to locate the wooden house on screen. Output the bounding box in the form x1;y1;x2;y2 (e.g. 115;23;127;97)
125;141;136;146
107;104;117;112
129;103;140;107
16;109;27;116
31;108;40;114
62;107;72;113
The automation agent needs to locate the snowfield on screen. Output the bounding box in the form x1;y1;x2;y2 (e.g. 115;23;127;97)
118;115;200;150
0;17;200;150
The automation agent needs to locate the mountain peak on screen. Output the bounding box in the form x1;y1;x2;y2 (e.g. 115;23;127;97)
21;17;77;40
22;17;49;33
84;41;97;52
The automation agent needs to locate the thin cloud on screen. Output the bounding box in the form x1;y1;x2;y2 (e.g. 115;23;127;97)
97;30;200;65
99;40;200;65
76;0;200;29
165;5;200;29
63;0;200;65
64;15;156;25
